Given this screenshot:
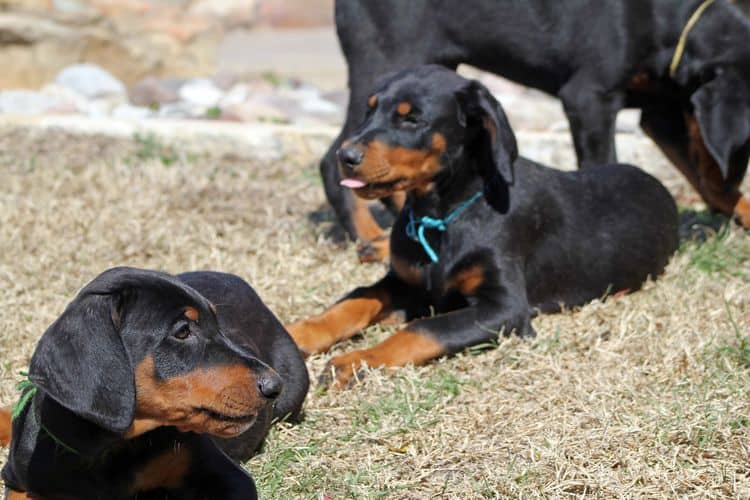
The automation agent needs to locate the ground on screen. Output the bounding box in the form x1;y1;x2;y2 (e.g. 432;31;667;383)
0;131;748;498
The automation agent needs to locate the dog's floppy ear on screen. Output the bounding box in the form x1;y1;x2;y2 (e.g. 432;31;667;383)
691;68;750;179
456;80;518;211
28;270;137;434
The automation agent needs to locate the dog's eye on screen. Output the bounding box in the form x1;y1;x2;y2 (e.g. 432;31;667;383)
399;114;421;128
174;325;191;340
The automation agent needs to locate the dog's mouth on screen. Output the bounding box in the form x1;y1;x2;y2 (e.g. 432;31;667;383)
340;176;408;198
189;407;258;437
195;406;256;423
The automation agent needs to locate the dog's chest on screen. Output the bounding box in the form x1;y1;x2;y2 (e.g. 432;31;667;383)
390;231;476;298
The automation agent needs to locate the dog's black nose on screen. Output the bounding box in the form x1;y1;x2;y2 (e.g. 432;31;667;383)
258;371;283;400
337;146;364;170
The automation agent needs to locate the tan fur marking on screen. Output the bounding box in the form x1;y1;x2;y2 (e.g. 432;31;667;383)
368;95;377;108
131;448;191;493
127;356;264;438
0;406;12;446
389;191;407;212
7;490;32;500
328;330;445;386
628;71;655;92
734;196;750;228
286;290;392;356
397;101;412;115
355;132;447;198
352;196;385;242
391;254;423;286
184;307;199;322
686;115;742;215
447;265;485;295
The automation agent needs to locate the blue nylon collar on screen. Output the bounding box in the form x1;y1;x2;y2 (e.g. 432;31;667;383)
406;191;484;263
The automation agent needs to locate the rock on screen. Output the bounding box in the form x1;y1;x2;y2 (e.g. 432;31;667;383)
219;83;249;108
39;83;88;113
256;0;333;27
111;104;154;120
189;0;258;27
55;63;127;99
129;77;183;107
222;98;289;123
157;101;207;119
178;79;223;108
52;0;101;21
0;90;68;114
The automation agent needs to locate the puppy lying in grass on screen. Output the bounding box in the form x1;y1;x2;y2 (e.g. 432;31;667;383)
1;267;308;499
288;65;679;388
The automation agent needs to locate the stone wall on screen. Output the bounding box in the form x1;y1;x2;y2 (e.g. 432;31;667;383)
0;0;333;89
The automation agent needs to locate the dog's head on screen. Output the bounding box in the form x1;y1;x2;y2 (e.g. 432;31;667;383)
689;66;750;181
28;267;283;439
338;65;517;209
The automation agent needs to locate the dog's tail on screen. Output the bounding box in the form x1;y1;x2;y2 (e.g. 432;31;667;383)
0;406;12;446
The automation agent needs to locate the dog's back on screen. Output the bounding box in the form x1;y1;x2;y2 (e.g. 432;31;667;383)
516;160;679;312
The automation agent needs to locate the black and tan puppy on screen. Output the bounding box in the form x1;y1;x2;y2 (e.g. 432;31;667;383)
324;0;750;261
288;66;679;387
0;267;308;500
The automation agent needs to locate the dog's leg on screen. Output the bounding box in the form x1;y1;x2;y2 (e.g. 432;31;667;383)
286;274;407;356
0;406;11;446
322;264;533;387
321;60;388;260
559;80;624;167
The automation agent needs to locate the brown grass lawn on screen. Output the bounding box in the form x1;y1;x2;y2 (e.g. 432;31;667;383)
0;130;748;498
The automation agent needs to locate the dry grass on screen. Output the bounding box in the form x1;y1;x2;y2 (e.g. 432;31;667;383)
0;130;748;499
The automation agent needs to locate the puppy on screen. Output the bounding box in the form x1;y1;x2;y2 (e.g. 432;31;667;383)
288;66;679;387
1;267;308;499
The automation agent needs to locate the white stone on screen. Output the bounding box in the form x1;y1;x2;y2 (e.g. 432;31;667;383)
219;83;249;107
40;83;89;112
55;64;127;99
112;104;154;120
178;79;224;108
189;0;256;18
0;90;66;114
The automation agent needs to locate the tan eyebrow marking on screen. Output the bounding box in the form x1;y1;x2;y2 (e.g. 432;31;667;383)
368;95;378;108
184;307;199;322
397;101;412;116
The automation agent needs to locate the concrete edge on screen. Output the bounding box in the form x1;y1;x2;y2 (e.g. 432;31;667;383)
0;114;675;181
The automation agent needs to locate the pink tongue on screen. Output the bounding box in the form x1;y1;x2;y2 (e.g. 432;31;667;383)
340;178;367;189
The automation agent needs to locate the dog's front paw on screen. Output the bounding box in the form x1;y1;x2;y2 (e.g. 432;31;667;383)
357;235;390;263
318;351;372;389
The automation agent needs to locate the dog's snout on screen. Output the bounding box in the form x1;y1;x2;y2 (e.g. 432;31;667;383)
257;371;283;400
337;146;364;170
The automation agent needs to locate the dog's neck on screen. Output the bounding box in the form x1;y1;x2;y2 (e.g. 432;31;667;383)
14;390;127;465
667;0;750;80
407;160;485;218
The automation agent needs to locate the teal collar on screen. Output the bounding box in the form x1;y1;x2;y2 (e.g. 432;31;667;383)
406;191;484;263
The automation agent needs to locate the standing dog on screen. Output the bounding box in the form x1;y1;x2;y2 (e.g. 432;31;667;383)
324;0;750;261
1;267;308;499
289;66;679;387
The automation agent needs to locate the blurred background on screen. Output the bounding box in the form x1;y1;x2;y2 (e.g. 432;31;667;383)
0;0;349;124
